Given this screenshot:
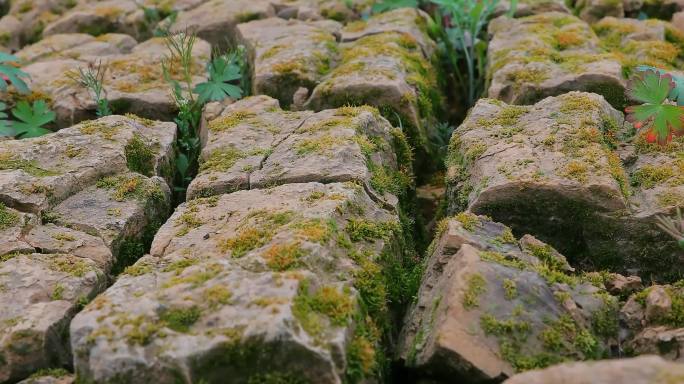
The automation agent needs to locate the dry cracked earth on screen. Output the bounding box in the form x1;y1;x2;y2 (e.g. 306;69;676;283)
3;0;684;383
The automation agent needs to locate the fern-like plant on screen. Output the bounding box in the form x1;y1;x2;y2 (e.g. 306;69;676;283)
0;52;29;94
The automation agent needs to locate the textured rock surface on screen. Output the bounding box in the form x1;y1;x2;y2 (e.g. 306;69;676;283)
170;0;276;49
618;282;684;361
503;355;684;384
0;116;174;382
5;36;210;128
445;91;684;280
307;8;442;173
71;182;406;383
0;0;91;50
397;214;617;382
236;17;341;108
188;95;411;207
494;0;570;17
487;12;625;108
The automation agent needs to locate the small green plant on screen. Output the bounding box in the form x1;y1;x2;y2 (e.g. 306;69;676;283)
141;5;178;37
371;0;515;108
431;0;510;107
372;0;419;12
656;207;684;249
0;100;55;138
162;32;246;200
626;66;684;145
69;60;111;117
194;46;246;104
162;32;201;198
0;52;29;94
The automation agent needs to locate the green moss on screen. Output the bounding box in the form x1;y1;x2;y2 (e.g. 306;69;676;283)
204;285;232;308
503;279;518;300
345;318;380;383
0;153;58;177
219;227;269;258
494;228;517;245
122;262;152;276
591;294;619;339
159;306;201;333
0;203;19;230
478;103;530;129
200;147;245;172
125;134;155;177
507;67;549;88
631;164;679;189
454;211;479;231
51;283;65;300
163;263;222;289
295;135;346;156
50;255;91;277
346;219;400;242
208;111;256;132
96;174;165;202
263;241;306;271
292;280;355;339
29;368;70;378
463;273;487;309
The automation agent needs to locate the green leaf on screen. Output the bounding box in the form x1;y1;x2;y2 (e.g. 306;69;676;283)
626;69;684;143
628;69;672;105
0;102;13;137
0;53;30;94
194;55;243;104
11;100;55;139
372;0;418;13
176;153;189;177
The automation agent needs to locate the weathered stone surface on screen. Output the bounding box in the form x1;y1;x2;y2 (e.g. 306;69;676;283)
42;0;141;38
170;0;276;49
487;12;625;107
397;214;617;382
0;115;175;382
236;17;341;108
16;33;136;63
494;0;570;17
0;0;91;50
8;37;210;128
188;95;411;208
72;182;406;383
0;115;176;213
0;253;106;382
592;17;684;76
17;371;74;384
574;0;624;23
503;355;684;384
341;8;436;58
447;92;684;279
619;283;684;361
40;0;205;41
272;0;372;21
306;8;442;173
446;93;628;261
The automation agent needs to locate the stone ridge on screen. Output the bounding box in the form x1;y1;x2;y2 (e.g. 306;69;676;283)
0;115;175;382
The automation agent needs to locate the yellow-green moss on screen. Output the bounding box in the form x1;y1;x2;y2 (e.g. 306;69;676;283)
0;153;58;177
199;147;245;172
454;212;479;231
96;174;165;202
0;203;19;230
463;273;487;309
125;134;155;177
263;241;306;271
